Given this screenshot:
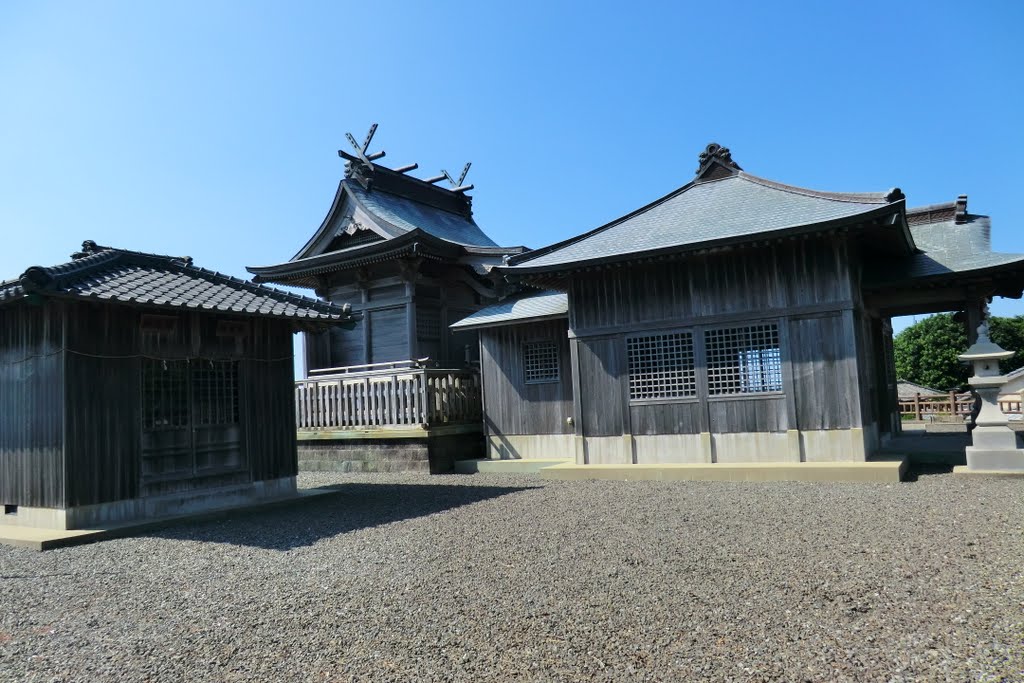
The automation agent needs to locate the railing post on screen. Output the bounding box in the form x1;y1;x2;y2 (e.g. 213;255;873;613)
914;393;922;421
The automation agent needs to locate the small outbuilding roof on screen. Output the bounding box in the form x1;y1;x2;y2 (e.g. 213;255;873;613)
450;290;568;330
896;380;946;399
0;241;355;325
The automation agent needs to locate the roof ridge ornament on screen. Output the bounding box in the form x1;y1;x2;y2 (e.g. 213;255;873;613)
695;142;742;179
339;123;387;189
884;187;905;203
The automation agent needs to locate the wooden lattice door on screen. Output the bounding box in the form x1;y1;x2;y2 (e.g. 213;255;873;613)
140;359;244;496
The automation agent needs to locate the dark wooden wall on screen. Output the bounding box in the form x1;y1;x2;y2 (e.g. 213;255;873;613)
64;303;142;506
569;239;854;334
62;304;297;508
0;301;65;508
317;264;489;372
241;318;298;482
563;237;869;441
479;319;573;436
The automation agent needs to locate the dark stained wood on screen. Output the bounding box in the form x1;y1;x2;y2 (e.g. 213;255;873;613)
577;336;624;438
569;239;854;335
629;402;701;435
2;298;303;511
787;313;860;430
479;319;573;436
0;301;65;508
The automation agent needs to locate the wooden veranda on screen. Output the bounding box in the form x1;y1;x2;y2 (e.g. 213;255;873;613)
294;359;482;433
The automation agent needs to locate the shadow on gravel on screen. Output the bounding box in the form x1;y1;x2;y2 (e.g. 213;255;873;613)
144;483;537;551
902;463;955;482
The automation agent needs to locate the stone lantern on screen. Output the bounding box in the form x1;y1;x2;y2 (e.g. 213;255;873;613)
955;321;1024;474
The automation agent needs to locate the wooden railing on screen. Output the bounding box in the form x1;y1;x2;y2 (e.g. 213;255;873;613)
295;363;481;430
898;391;1023;420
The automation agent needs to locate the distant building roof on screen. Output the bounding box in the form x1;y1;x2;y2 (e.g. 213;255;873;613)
896;380;946;399
0;241;355;324
503;143;908;275
450;290;568;330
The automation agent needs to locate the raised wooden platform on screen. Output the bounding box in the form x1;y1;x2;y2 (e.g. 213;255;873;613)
538;458;908;484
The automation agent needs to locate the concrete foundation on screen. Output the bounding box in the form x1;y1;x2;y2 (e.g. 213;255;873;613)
540;459;907;484
569;429;871;465
486;434;575;460
0;477;298;531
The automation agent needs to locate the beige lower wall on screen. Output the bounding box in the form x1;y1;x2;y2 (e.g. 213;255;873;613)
800;429;867;462
487;434;575;460
583;436;633;464
713;432;798;463
574;429;870;465
633;434;709;464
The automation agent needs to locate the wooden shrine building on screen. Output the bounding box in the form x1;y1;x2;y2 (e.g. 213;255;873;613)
246;126;523;472
0;241;354;530
248;126;523;372
453;144;1024;477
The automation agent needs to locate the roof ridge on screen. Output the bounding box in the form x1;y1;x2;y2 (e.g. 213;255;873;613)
737;172;892;204
350;180;474;220
509;178;704;267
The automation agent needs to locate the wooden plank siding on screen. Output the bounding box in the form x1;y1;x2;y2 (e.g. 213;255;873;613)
478;319;573;436
569;239;854;335
60;304;298;508
242;319;298;482
63;303;143;506
558;236;872;443
0;301;66;508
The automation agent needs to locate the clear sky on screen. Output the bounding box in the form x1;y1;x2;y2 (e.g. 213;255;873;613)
2;1;1022;349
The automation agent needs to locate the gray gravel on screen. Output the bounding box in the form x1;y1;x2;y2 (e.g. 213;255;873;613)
1;471;1022;682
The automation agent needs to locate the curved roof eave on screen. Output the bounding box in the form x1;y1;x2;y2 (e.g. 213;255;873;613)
502;202;905;276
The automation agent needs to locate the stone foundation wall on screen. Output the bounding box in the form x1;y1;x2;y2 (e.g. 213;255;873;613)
298;431;484;474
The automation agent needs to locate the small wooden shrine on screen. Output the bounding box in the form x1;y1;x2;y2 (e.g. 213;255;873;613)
0;241;354;530
247;126;523;472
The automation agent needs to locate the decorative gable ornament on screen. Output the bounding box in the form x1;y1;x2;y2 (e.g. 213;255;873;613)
695;142;743;180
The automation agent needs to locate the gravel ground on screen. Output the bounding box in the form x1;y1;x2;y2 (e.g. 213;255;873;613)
1;471;1022;682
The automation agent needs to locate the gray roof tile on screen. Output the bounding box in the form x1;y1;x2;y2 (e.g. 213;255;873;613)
347;182;499;248
0;243;353;323
866;215;1024;285
508;173;896;271
450;290;568;329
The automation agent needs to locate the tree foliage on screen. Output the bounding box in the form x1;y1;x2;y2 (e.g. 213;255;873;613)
894;313;1024;391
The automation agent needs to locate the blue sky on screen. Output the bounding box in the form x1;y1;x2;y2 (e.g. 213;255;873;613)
2;1;1022;345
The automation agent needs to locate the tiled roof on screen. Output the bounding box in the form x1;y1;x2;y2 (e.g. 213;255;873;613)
866;215;1024;286
896;380;945;398
507;173;900;272
347;182;500;248
450;290;568;330
0;242;354;323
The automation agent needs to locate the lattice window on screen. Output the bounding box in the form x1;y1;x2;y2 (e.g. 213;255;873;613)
142;359;190;429
705;324;782;395
417;307;442;341
192;361;240;426
523;341;559;384
627;332;696;400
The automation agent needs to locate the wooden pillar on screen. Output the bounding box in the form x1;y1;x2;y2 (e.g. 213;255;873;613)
965;297;986;345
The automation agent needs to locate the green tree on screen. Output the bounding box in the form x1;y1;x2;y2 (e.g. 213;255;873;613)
894;313;1024;390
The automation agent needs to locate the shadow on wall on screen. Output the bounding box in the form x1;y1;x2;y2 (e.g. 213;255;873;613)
145;482;537;551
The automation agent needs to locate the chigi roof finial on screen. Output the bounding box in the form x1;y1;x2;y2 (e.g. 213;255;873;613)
338;123;387;188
